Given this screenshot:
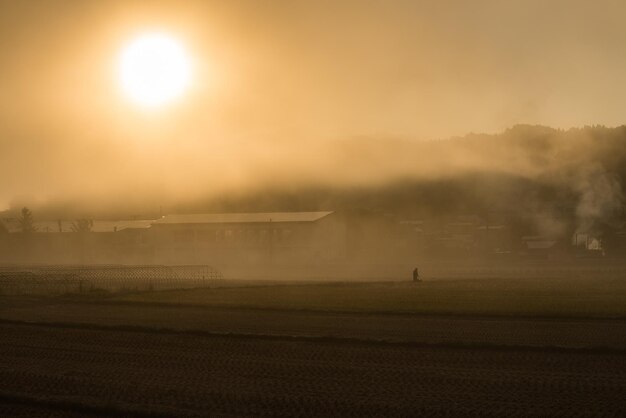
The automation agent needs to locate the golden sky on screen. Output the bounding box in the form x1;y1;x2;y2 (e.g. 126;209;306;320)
1;0;625;211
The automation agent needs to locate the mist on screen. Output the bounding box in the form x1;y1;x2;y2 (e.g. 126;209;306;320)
3;1;626;213
3;4;626;415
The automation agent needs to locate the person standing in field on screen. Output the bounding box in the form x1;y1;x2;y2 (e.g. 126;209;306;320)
412;267;420;282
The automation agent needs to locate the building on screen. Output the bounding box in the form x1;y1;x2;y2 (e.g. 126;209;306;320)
0;218;154;264
0;211;347;265
149;211;346;265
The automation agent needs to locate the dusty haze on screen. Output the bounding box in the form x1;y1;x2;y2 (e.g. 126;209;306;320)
2;0;626;211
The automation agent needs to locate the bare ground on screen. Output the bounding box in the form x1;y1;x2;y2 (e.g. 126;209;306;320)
0;323;625;417
2;298;626;349
2;278;626;416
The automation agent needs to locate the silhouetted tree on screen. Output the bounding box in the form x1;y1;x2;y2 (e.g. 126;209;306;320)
71;219;93;233
18;207;36;233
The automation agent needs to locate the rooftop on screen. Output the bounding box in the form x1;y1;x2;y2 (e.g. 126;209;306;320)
153;211;334;225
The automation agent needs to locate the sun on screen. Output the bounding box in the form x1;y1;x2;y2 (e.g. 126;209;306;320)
118;33;192;108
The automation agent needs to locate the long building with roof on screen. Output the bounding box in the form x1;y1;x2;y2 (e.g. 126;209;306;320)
0;217;156;264
0;211;347;265
149;211;346;264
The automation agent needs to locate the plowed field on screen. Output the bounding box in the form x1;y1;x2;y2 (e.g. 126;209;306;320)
1;323;625;417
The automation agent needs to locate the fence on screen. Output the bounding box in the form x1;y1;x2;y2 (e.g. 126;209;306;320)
0;265;222;295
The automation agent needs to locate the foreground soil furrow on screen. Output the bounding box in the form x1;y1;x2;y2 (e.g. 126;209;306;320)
3;301;626;350
0;323;625;417
3;317;626;357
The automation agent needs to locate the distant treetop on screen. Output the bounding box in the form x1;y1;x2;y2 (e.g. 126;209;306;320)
18;207;36;233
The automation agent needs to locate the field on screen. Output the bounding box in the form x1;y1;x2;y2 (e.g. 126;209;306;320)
1;275;625;416
112;276;626;318
1;323;625;417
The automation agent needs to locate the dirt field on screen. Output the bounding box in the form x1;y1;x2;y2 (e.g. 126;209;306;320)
3;301;626;350
1;278;626;416
111;277;626;318
0;322;625;417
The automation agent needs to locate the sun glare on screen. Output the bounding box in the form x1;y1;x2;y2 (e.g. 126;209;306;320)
119;33;192;108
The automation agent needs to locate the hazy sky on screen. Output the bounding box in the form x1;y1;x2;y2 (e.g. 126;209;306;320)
1;0;625;212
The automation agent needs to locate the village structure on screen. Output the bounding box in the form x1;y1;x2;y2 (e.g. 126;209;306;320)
0;210;616;266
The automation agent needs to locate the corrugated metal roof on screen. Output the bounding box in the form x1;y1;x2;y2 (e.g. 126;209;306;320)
153;211;333;225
